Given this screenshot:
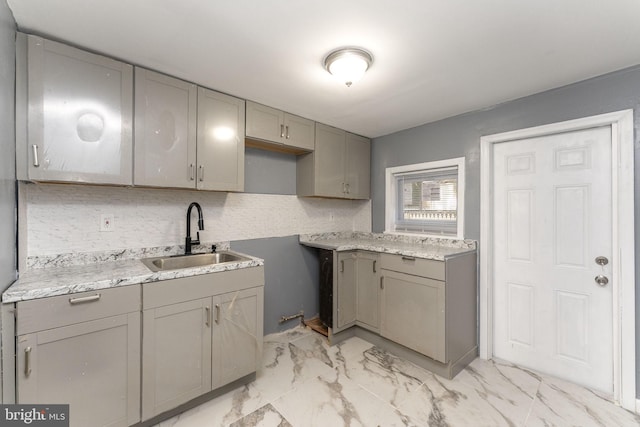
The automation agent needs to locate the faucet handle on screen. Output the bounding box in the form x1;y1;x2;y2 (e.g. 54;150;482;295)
192;231;201;246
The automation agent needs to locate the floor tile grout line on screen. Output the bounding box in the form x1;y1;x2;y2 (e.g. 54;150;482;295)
523;379;542;426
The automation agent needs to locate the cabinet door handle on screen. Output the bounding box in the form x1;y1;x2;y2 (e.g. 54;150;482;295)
32;145;40;168
340;260;344;272
199;165;204;182
190;164;195;181
380;277;384;290
345;183;350;194
205;306;211;327
215;304;220;324
373;260;377;273
280;124;285;138
285;125;290;139
69;294;101;305
401;256;416;262
24;347;31;377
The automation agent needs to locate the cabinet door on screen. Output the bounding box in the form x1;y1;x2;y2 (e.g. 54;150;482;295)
380;269;446;362
134;68;197;188
345;133;371;199
245;101;283;143
17;313;141;427
336;252;357;330
142;298;212;420
314;123;346;198
212;287;264;389
197;88;245;191
25;35;133;185
356;252;379;330
283;113;315;151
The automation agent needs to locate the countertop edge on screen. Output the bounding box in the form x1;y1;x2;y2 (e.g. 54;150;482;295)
299;237;476;261
3;256;265;304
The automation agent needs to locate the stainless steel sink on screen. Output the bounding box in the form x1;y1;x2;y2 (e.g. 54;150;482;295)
141;251;250;272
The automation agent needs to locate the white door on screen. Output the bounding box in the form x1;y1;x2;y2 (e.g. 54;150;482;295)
493;125;613;393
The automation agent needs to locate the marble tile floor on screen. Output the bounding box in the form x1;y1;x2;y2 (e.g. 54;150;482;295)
155;326;640;427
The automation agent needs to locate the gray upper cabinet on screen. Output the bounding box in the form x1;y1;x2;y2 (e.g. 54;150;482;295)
136;74;243;192
297;123;370;199
245;101;315;153
134;68;197;188
197;88;245;192
345;133;371;199
16;33;133;185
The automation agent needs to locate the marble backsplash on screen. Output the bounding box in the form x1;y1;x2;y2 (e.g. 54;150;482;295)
20;182;372;260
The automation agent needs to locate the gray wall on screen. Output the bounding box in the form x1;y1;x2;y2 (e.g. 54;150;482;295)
232;236;319;335
244;147;297;195
236;148;320;335
371;65;640;397
0;0;15;403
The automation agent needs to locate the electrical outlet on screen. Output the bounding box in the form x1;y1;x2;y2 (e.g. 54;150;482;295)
100;214;115;232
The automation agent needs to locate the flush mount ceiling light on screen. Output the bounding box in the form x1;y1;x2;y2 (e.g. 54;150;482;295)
323;47;373;87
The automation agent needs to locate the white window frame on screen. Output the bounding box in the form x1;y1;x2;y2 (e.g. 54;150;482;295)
385;157;465;239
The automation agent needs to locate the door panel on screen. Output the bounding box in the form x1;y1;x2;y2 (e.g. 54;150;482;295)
142;298;211;420
18;313;140;427
197;88;245;191
493;126;612;393
212;287;263;389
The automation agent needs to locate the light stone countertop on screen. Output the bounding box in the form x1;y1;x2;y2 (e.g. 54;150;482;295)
299;232;476;261
3;243;263;303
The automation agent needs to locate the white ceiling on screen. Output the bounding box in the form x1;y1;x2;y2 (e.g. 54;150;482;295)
7;0;640;138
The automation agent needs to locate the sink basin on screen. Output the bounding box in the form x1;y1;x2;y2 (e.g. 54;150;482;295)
141;251;250;272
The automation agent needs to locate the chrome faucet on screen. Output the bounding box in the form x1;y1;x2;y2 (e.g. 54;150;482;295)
185;202;204;255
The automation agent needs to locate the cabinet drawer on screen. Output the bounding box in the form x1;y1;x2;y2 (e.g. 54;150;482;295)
17;286;140;335
379;253;445;280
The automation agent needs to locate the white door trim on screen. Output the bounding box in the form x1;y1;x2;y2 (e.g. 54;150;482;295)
480;110;635;411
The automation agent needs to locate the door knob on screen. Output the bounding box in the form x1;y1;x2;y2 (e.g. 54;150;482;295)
595;256;608;266
594;275;609;286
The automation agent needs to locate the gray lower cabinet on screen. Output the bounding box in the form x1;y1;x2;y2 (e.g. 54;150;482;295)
142;297;212;419
333;249;477;376
355;252;379;331
380;269;446;362
212;288;264;389
335;251;379;333
379;252;477;367
141;267;264;421
16;33;133;185
335;252;357;331
15;287;141;427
